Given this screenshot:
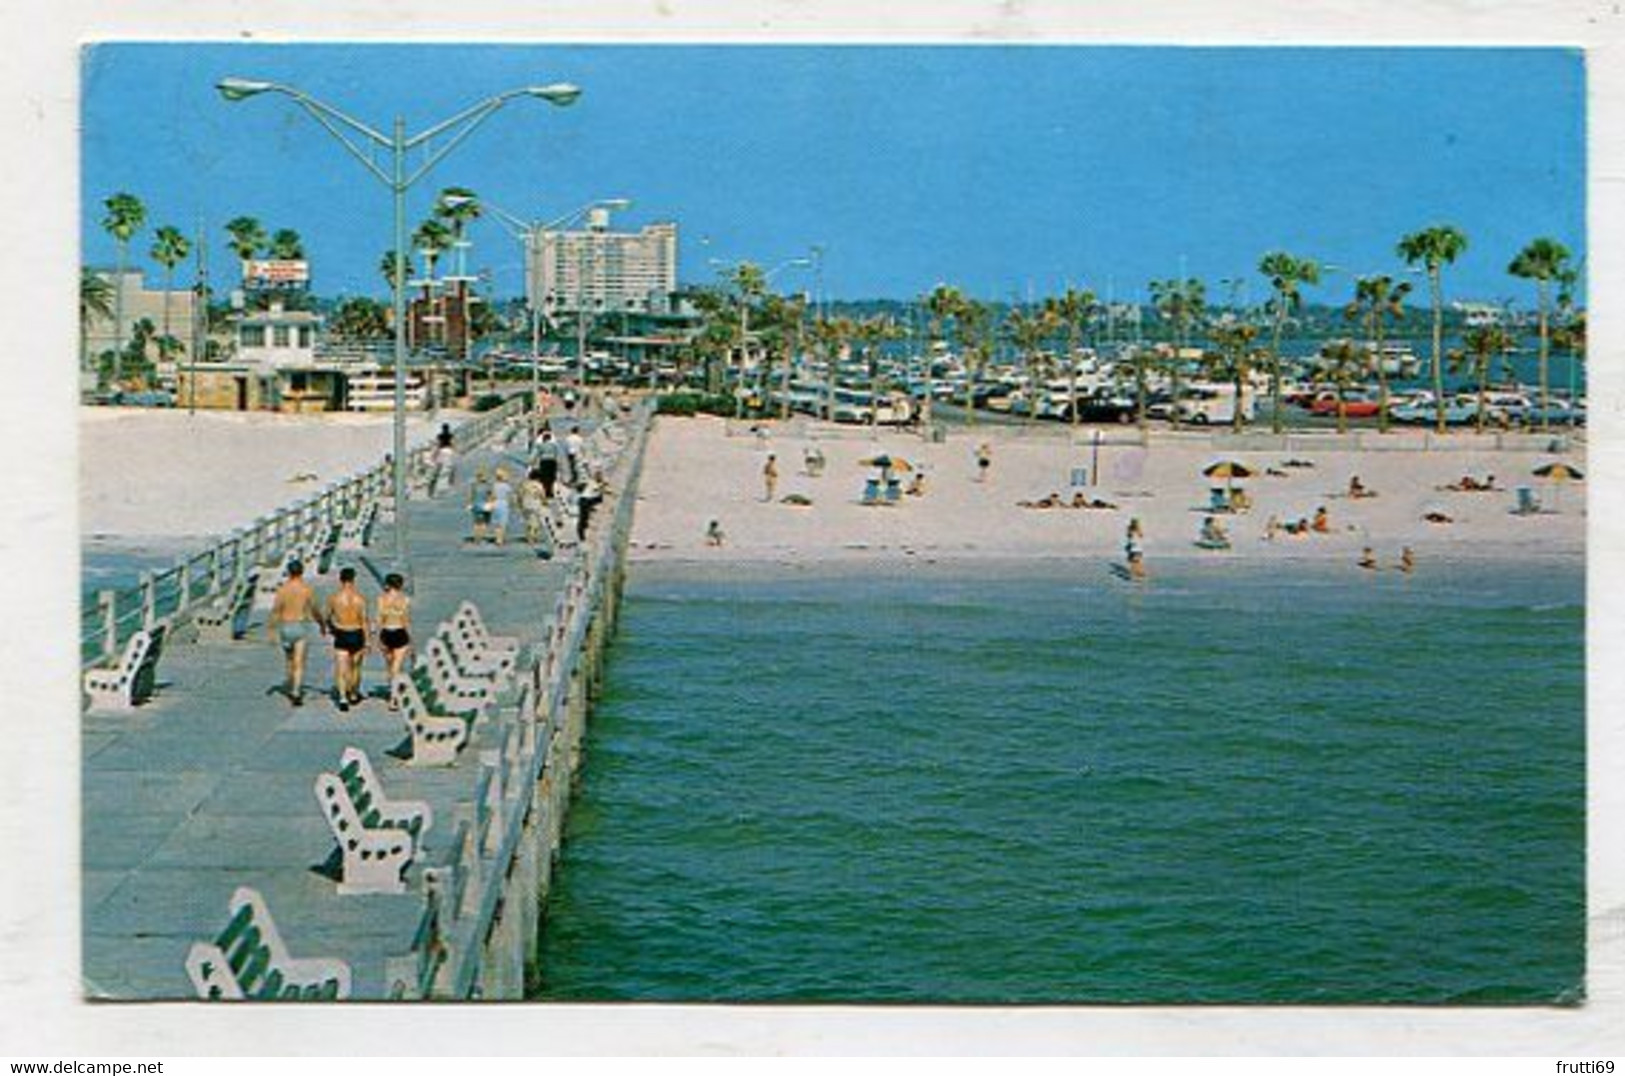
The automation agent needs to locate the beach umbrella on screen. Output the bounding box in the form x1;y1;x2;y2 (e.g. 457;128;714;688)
1533;461;1583;512
1532;462;1583;482
859;454;913;473
1202;460;1253;492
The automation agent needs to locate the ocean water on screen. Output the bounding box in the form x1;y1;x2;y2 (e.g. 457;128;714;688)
535;558;1584;1004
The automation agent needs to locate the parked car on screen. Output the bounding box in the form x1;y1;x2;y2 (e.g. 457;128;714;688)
1308;391;1382;418
1389;394;1481;426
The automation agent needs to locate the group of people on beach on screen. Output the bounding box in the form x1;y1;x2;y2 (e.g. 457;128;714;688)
265;560;412;711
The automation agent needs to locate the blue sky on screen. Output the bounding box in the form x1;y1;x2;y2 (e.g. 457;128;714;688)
81;44;1585;305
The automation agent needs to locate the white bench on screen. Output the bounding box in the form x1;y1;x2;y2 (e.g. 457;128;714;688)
195;570;260;643
392;672;475;767
451;601;520;659
185;886;351;1001
314;747;431;895
421;637;502;713
438;616;517;684
83;621;168;713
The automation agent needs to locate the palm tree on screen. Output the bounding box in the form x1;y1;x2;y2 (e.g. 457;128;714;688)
1397;225;1469;433
1318;339;1368;434
268;228;306;260
101;191;147;385
1004;306;1057;424
379;250;410;294
434;187;481;271
223;216;267;270
80;268;114;376
1257;252;1321;433
149;225;191;352
1149;277;1207;429
1042;287;1097;428
1507;237;1573;431
924;284;966;426
1449;324;1517;434
854;314;903;428
758;292;807;419
1344;275;1413;432
331;297;392;342
1207;321;1261;431
811;314;855;422
955;299;992;425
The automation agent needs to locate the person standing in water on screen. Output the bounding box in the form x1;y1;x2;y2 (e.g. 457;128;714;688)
374;573;412;710
266;559;321;707
1124;517;1146;580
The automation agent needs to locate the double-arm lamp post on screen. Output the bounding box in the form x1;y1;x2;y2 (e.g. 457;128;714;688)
461;196;631;437
216;76;580;567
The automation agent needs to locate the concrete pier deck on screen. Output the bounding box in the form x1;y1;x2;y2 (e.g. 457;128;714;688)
82;405;647;1000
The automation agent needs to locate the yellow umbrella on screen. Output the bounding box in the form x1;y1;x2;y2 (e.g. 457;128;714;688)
860;455;913;473
1532;462;1583;482
1202;460;1253;493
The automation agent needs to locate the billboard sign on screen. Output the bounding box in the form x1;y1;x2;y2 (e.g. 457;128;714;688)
244;259;310;288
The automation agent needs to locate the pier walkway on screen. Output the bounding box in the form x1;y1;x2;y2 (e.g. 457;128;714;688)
82;400;650;1000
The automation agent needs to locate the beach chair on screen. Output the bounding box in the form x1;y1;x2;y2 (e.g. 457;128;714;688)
1208;487;1231;513
1514;486;1541;516
314;747;432;895
186;887;351;1001
194;570;260;643
83;621;168;713
862;478;882;506
884;478;903;504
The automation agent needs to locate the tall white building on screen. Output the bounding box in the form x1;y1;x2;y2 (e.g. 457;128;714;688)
529;214;678;318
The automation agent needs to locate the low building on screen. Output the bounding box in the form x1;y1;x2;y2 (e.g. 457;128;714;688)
84;267;200;378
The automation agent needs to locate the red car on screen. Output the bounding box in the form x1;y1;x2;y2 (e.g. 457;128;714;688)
1308;392;1382;418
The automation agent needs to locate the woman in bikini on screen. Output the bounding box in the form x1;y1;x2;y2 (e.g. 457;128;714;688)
375;572;412;709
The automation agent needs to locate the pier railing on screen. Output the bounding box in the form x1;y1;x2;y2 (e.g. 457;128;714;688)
80;401;524;672
388;398;653;999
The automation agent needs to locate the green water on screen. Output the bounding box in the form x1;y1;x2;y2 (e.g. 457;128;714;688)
535;559;1584;1003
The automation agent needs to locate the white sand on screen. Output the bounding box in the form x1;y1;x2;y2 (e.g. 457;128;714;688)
628;415;1587;568
79;407;449;542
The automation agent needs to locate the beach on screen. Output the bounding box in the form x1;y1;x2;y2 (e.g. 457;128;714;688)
627;415;1587;568
80;407;449;544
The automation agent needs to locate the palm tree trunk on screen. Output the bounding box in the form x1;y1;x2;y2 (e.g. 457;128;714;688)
1476;360;1489;434
1373;313;1391;433
1068;323;1081;430
1269;306;1286;434
1430;268;1445;435
1135;353;1148;431
1537;281;1551;432
111;243;126;386
1170;320;1184;431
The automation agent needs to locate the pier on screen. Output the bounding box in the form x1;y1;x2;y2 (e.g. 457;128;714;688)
81;398;651;1000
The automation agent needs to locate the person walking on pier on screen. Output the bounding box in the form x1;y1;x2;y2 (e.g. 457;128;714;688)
564;425;586;486
467;467;493;544
575;469;605;542
375;572;412;710
532;428;562;499
490;467;514;547
266;558;320;707
326;567;369;711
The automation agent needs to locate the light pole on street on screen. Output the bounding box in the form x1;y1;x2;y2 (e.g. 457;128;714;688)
217;76;580;568
453;195;632;438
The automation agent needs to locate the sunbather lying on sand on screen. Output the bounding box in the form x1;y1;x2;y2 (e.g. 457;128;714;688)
1018;492;1067;509
1423;511;1455;524
1070;492;1119;510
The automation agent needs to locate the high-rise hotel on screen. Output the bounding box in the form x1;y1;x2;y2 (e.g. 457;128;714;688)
528;209;679;319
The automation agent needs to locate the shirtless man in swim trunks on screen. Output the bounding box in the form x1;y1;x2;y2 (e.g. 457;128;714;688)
267;559;322;707
326;567;369;711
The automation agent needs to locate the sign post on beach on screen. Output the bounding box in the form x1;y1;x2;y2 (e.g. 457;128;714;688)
216;77;582;565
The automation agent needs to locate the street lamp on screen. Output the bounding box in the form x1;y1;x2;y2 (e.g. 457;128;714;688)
216;77;580;568
452;195;632;438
